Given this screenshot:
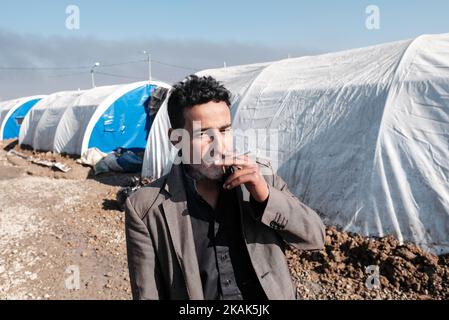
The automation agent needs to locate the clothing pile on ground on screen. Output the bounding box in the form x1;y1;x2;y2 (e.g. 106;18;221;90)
78;147;145;175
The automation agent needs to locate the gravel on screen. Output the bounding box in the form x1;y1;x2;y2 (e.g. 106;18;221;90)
1;139;448;300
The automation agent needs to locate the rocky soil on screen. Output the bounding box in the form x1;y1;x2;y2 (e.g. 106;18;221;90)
288;226;449;300
1;139;448;300
0;140;134;299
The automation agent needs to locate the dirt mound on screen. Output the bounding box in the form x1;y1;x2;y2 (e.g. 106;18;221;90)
1;139;138;186
1;139;448;300
287;226;449;300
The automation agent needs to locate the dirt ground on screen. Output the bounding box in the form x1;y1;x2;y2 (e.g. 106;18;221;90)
290;227;449;300
0;139;448;300
0;140;133;300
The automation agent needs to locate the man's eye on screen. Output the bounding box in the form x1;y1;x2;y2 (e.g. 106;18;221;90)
200;133;214;140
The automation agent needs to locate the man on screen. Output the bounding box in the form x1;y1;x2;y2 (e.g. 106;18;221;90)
125;75;325;300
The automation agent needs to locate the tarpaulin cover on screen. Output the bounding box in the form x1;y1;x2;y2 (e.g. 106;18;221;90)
19;91;86;152
19;81;170;155
0;96;45;140
142;33;449;254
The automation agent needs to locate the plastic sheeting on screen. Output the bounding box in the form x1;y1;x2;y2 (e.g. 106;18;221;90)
0;96;45;140
142;33;449;254
20;91;86;151
55;85;120;155
86;84;153;154
19;81;170;155
141;97;177;179
140;64;270;179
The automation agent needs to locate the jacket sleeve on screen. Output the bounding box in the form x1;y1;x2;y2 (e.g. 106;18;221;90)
255;171;326;251
125;197;166;300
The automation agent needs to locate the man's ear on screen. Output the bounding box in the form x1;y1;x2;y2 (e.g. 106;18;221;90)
168;128;181;148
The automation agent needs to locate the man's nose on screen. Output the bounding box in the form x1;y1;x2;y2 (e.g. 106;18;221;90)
211;131;226;157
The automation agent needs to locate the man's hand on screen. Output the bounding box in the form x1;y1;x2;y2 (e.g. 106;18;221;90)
218;154;269;203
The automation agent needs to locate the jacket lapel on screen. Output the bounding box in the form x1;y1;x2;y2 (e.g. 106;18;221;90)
161;164;204;300
235;179;276;299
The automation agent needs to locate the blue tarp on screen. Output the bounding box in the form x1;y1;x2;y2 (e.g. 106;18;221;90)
88;85;155;153
2;98;42;140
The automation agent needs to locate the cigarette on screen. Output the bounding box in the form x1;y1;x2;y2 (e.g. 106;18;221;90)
221;151;251;173
223;151;251;159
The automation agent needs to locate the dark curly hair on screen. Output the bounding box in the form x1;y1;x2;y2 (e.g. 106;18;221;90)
167;75;231;129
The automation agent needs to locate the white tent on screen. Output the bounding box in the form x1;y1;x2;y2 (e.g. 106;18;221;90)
142;33;449;254
141;62;272;179
19;90;86;152
19;81;170;155
0;95;46;140
141;96;176;179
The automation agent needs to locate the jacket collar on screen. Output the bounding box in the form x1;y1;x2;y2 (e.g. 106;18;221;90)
160;163;204;299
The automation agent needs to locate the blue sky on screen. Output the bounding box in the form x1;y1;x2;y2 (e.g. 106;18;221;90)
1;0;448;51
0;0;448;99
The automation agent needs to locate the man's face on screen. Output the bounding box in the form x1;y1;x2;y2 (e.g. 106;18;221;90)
178;101;233;180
